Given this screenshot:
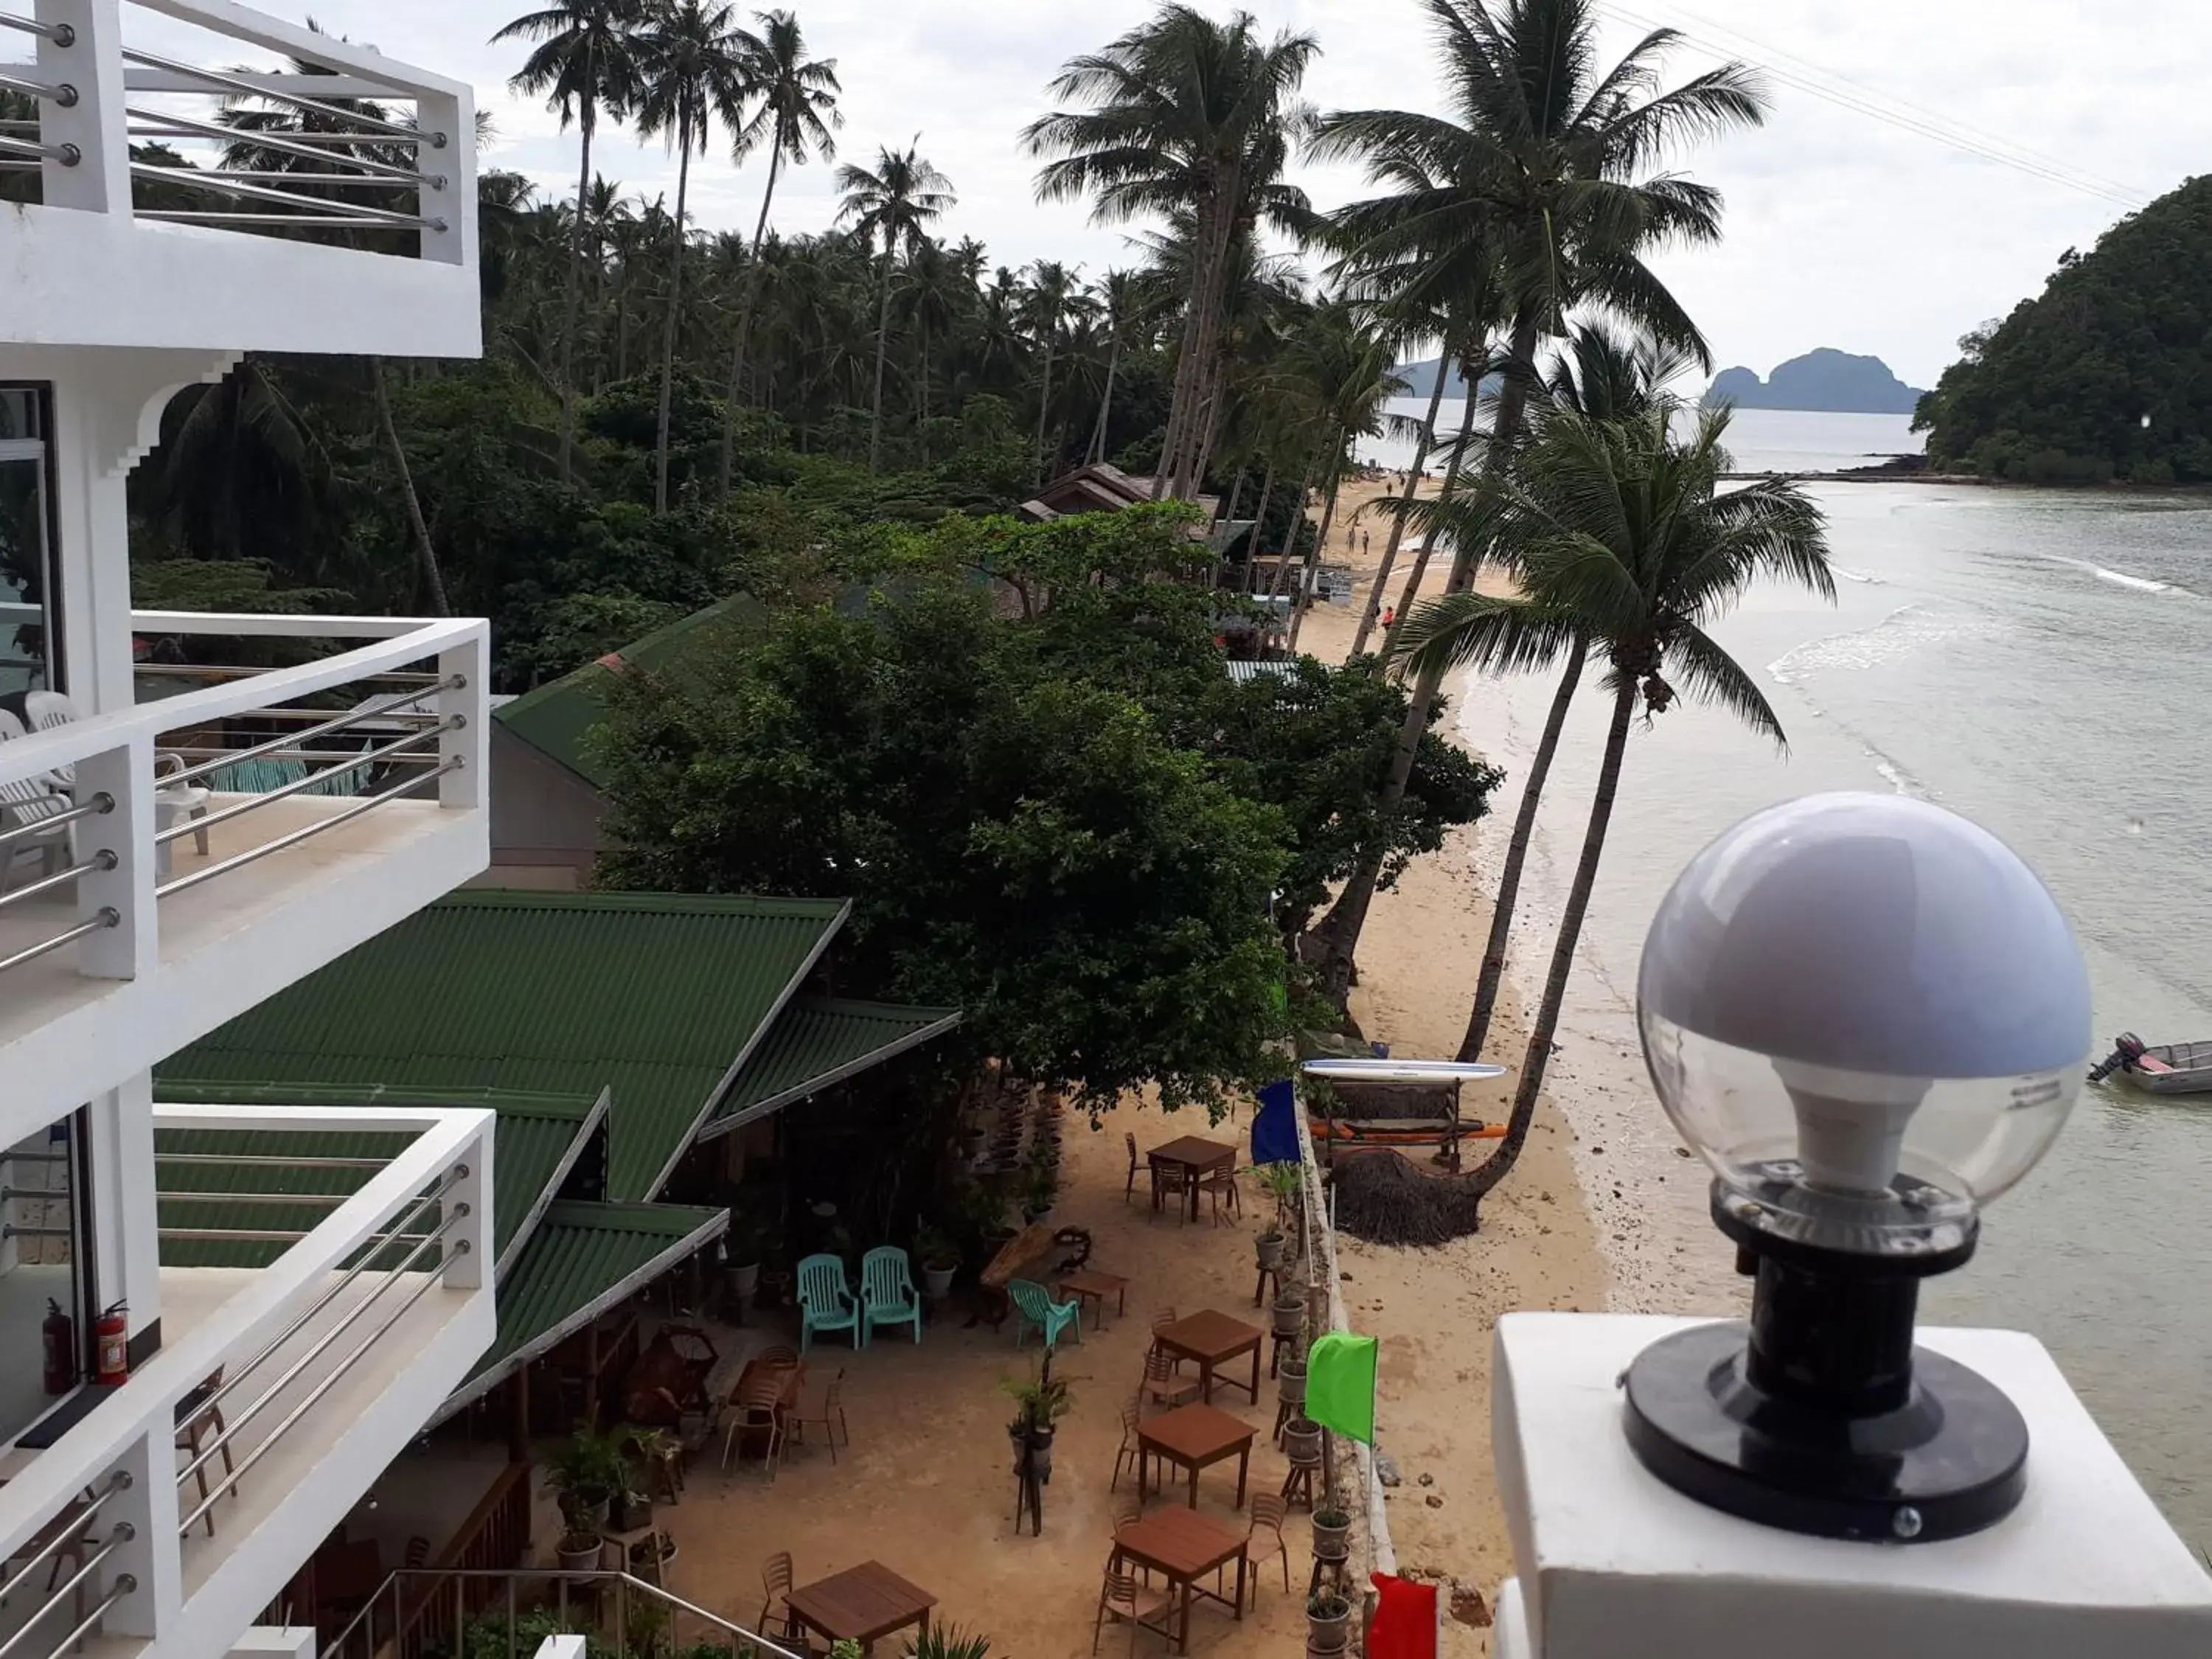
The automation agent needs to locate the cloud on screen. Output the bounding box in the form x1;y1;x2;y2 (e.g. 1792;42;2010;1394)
134;0;2212;388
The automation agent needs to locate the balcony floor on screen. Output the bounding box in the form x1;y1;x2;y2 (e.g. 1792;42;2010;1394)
0;792;485;1130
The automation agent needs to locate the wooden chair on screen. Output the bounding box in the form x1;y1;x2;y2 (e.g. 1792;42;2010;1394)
403;1534;431;1570
721;1374;786;1481
758;1551;796;1641
1199;1165;1242;1225
1139;1346;1199;1414
1124;1133;1142;1204
788;1368;849;1463
175;1368;235;1537
1092;1565;1172;1655
1110;1405;1144;1492
1241;1494;1290;1604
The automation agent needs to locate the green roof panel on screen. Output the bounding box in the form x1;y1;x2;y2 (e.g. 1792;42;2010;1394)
152;1084;605;1273
708;998;961;1134
493;594;766;789
157;891;848;1203
441;1199;727;1417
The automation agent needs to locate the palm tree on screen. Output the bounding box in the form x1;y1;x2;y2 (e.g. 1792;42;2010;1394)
1087;268;1141;464
835;141;955;473
717;9;841;495
1277;299;1405;649
493;0;644;481
1394;324;1695;1064
1021;260;1082;484
1023;5;1317;501
1393;406;1833;1194
1349;298;1452;658
894;236;967;453
1302;0;1767;997
633;0;754;512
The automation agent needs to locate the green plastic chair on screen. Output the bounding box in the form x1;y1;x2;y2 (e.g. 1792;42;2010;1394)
796;1253;860;1354
1008;1278;1080;1350
860;1246;922;1346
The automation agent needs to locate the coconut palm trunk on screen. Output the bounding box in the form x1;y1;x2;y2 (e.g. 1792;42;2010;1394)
1352;358;1447;655
1033;332;1056;486
1287;442;1346;650
1241;460;1275;591
370;358;449;617
652;120;695;514
1462;669;1637;1194
1088;327;1120;463
868;248;894;473
1382;382;1481;654
555;58;598;483
1264;457;1316;602
717;142;785;497
1458;637;1585;1061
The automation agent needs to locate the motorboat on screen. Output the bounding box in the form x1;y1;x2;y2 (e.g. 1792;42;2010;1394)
2087;1032;2212;1096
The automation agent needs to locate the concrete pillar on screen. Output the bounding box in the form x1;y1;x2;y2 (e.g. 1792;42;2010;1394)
83;1070;159;1359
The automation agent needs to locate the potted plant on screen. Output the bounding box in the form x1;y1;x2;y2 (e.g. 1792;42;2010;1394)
1312;1503;1352;1563
915;1222;961;1298
544;1425;630;1534
1307;1589;1352;1653
1001;1369;1073;1484
1272;1289;1306;1340
1257;1159;1304;1228
1282;1414;1323;1467
1018;1141;1059;1222
555;1527;605;1573
724;1217;762;1309
1254;1222;1286;1272
1279;1343;1308;1411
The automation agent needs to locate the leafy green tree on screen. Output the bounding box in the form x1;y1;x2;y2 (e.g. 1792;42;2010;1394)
633;0;756;514
1394;407;1832;1194
835;143;956;475
493;0;645;480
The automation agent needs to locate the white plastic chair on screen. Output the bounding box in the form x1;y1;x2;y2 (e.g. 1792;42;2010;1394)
25;690;209;854
0;708;74;889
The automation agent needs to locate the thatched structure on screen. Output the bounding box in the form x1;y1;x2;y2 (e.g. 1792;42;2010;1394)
1329;1149;1487;1246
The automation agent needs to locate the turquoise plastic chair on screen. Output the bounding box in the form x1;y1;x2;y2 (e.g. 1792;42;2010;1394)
796;1253;860;1354
1008;1279;1080;1350
860;1246;922;1346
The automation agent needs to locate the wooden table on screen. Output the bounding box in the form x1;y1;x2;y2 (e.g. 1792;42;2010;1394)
785;1560;937;1652
1138;1402;1256;1509
1113;1508;1247;1654
1058;1267;1128;1330
1153;1309;1263;1405
1147;1136;1238;1222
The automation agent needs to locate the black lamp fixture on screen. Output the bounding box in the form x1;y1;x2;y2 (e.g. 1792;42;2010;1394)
1622;793;2091;1543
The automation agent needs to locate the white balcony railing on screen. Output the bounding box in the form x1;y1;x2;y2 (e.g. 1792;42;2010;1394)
0;0;478;357
0;611;489;1144
0;1103;495;1659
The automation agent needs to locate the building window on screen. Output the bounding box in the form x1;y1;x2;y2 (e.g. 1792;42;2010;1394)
0;1109;92;1439
0;383;60;701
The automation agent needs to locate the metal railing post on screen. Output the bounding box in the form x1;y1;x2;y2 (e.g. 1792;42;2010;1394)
74;734;152;980
410;86;470;265
33;0;125;210
436;628;485;811
442;1121;489;1293
101;1430;178;1640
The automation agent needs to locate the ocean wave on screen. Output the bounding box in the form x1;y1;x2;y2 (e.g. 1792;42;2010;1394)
1767;603;1995;686
2052;555;2194;596
1831;565;1885;585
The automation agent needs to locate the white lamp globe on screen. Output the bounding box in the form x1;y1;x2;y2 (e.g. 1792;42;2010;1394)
1637;793;2091;1256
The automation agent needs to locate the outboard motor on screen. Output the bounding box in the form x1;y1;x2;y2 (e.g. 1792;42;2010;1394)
2088;1032;2148;1083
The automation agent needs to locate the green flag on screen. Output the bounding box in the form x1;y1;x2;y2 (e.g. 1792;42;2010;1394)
1306;1329;1378;1443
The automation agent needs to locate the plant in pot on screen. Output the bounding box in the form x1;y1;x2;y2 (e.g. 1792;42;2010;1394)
914;1222;961;1298
724;1215;762;1309
1256;1159;1303;1231
1307;1588;1353;1653
1281;1414;1323;1467
1253;1220;1286;1272
1312;1502;1352;1564
1278;1340;1308;1411
1272;1288;1306;1340
544;1425;630;1567
1000;1368;1073;1484
1018;1141;1059;1222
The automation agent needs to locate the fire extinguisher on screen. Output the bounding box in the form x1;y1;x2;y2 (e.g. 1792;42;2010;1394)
41;1299;74;1395
94;1302;128;1385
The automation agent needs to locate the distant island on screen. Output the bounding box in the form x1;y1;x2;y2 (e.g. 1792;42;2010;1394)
1705;349;1924;414
1916;174;2212;484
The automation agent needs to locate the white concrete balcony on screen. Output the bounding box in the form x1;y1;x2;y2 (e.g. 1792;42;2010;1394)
0;1103;493;1659
0;0;477;359
0;611;487;1147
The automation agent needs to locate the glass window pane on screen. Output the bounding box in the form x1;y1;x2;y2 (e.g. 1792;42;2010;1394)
0;1112;87;1442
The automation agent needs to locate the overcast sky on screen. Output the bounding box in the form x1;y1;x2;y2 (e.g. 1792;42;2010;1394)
159;0;2212;389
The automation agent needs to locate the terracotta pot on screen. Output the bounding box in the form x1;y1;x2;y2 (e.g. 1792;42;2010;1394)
1312;1514;1352;1562
1282;1419;1322;1466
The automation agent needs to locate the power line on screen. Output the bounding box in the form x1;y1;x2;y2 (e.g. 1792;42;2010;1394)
1596;1;2152;212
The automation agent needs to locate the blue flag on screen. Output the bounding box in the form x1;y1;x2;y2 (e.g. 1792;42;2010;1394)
1251;1078;1298;1166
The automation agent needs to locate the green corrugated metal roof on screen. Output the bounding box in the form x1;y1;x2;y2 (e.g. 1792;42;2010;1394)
157;890;849;1203
493;594;767;789
440;1199;727;1418
151;1085;605;1275
708;998;961;1134
153;1124;421;1271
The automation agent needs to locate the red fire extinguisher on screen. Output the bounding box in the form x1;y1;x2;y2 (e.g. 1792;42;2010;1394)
94;1302;128;1385
41;1299;74;1396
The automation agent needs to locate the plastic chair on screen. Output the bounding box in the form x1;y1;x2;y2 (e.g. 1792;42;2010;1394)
1110;1405;1144;1492
1242;1493;1290;1604
1092;1565;1172;1656
795;1253;860;1354
1140;1346;1198;1413
0;709;73;888
859;1245;922;1346
758;1551;796;1639
788;1368;849;1464
1009;1278;1081;1350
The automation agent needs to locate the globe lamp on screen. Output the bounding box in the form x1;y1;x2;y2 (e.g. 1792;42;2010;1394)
1624;793;2091;1541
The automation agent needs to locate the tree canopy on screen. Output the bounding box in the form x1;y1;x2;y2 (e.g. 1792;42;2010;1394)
1915;175;2212;484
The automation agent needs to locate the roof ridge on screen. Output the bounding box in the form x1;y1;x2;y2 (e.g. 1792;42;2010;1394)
431;889;849;918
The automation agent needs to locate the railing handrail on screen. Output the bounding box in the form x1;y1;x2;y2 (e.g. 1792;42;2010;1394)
322;1567;806;1659
125;0;472;103
0;1104;490;1566
0;613;481;798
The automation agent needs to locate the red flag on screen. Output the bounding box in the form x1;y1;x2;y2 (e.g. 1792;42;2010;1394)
1367;1571;1437;1659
